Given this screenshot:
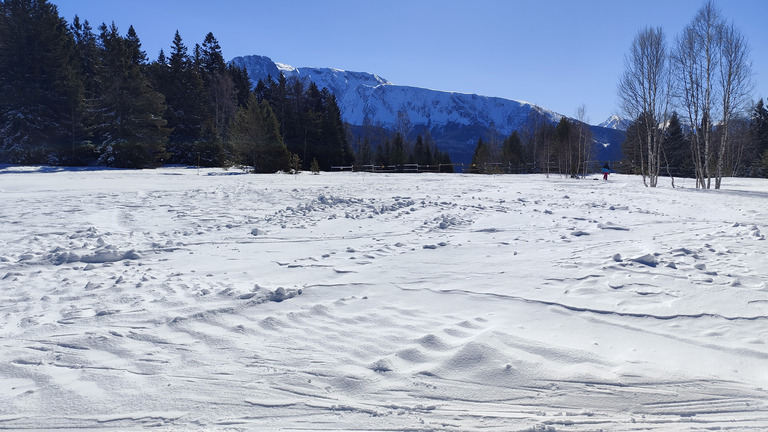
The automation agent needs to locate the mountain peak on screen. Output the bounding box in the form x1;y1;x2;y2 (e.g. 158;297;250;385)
598;115;631;131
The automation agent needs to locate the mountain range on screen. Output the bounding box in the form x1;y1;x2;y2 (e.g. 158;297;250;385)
231;55;625;165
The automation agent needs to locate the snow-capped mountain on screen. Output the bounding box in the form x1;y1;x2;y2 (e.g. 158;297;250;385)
232;55;562;131
231;55;624;163
598;115;632;131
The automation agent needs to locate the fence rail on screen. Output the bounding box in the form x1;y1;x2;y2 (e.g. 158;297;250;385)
331;163;465;173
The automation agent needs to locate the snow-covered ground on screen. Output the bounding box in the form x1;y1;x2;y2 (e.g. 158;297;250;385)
1;166;767;431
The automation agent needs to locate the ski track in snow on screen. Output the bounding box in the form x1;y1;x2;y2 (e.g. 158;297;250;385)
1;167;767;431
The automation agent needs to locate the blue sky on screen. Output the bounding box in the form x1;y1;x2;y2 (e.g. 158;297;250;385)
54;0;767;125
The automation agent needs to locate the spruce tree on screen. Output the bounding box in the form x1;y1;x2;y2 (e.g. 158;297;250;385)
437;146;453;173
554;117;575;176
199;32;236;140
71;16;99;98
93;22;169;168
200;32;226;77
355;135;373;167
470;138;489;173
300;82;324;167
152;31;213;165
0;0;83;164
750;99;768;177
502;131;524;172
310;157;320;174
662;112;691;177
229;63;251;108
391;132;407;171
229;94;289;173
69;15;100;163
273;73;289;138
621;114;650;175
377;137;391;168
413;135;426;166
422;132;436;166
320;89;353;169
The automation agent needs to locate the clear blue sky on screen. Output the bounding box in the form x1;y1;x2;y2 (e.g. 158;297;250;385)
54;0;767;125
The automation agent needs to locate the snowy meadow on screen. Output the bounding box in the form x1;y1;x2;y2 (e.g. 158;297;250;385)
1;166;767;431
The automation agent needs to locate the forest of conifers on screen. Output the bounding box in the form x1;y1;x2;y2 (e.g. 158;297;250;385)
0;0;364;171
1;0;395;172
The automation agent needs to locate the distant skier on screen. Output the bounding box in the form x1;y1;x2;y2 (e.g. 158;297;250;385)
602;163;611;181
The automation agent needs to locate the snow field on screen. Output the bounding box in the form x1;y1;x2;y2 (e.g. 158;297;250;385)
1;166;767;431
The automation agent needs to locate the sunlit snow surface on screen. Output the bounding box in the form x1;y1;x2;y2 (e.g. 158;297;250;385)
1;166;767;431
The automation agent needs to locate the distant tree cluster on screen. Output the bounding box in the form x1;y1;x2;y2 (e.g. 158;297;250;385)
468;113;595;177
253;74;352;171
0;0;349;172
617;0;763;187
351;125;454;173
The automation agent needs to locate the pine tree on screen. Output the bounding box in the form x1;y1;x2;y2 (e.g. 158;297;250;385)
391;132;407;171
273;73;289;138
470;138;489;173
377;137;391;168
422;132;436;167
436;146;453;173
310;157;320;174
355;135;373;167
198;32;236;140
0;0;83;164
229;63;251;109
662;112;691;177
320;89;353;169
554;117;576;176
433;144;443;172
502;131;524;172
412;135;426;166
151;31;213;165
93;22;169;168
69;15;100;164
125;25;147;65
302;82;324;167
621;114;650;175
289;153;301;174
200;32;226;77
750;99;768;177
71;16;99;98
229;94;289;173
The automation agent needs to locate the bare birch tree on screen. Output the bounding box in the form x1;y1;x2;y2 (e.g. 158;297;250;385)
618;26;670;187
672;1;753;189
575;104;593;178
714;22;753;188
673;1;721;188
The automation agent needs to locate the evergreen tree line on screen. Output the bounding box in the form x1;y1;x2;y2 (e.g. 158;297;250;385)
252;74;352;171
351;128;454;173
468;116;595;177
622;102;768;179
0;0;349;172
